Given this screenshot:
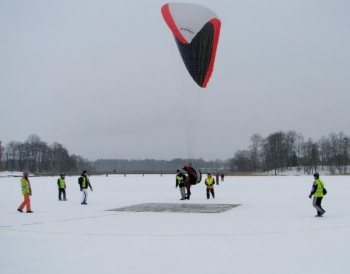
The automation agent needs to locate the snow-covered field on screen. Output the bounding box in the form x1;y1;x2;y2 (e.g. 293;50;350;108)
1;173;350;274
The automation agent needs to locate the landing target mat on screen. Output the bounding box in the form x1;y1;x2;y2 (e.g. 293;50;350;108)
107;203;240;213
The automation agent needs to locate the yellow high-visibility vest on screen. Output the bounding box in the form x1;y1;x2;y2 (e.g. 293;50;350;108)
205;177;214;186
58;177;66;188
21;178;30;195
314;179;325;197
81;176;89;188
176;175;185;183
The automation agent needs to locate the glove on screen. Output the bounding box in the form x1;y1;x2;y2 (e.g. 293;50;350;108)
308;195;311;199
90;187;93;192
80;188;82;191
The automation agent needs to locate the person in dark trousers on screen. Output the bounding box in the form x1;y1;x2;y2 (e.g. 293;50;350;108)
220;173;225;182
57;173;67;201
78;170;93;205
182;165;197;200
215;173;219;185
17;172;33;213
205;173;216;199
308;172;326;217
176;170;187;200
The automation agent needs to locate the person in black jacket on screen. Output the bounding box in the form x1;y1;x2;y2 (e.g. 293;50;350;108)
308;172;326;217
220;173;225;182
176;170;187;200
78;170;93;205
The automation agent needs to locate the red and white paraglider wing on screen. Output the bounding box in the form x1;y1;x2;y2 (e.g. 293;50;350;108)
161;3;221;88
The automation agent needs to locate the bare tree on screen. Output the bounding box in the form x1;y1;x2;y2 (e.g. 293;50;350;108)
4;141;18;171
301;138;319;174
262;131;287;175
285;131;298;169
328;132;339;173
249;134;263;172
231;150;251;172
50;142;70;173
2;135;93;173
318;136;329;170
25;134;43;173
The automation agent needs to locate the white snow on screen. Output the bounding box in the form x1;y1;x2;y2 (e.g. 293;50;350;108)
1;173;350;274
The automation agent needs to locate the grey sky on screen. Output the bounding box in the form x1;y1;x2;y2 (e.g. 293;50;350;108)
1;0;350;161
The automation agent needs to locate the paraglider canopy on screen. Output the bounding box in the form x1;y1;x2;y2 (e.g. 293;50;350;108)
161;2;221;88
182;164;202;184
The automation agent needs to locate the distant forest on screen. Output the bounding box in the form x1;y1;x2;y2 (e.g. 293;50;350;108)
1;134;94;174
1;131;349;174
94;158;226;173
228;130;350;175
0;134;225;174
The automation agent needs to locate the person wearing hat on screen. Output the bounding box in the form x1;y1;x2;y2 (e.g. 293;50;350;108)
57;173;67;201
176;169;187;200
308;172;326;217
78;170;93;205
17;172;33;213
205;173;216;199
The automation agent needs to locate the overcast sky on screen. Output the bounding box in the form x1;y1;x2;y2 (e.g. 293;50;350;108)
1;0;350;161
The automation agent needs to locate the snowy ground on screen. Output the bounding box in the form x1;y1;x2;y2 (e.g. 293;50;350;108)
1;173;350;274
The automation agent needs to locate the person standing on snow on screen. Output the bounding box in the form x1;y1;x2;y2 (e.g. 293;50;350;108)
205;173;216;199
308;172;326;217
176;169;187;200
57;173;67;201
78;170;93;205
220;173;225;182
17;172;33;213
182;165;197;200
215;173;219;185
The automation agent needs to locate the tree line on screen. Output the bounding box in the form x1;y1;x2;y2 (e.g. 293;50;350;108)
1;134;94;174
229;131;350;175
2;131;349;175
0;135;226;174
94;158;227;173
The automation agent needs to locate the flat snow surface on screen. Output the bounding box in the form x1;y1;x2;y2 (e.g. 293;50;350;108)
1;174;350;274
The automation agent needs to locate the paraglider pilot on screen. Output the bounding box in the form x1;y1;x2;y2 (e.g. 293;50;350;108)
182;165;197;200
